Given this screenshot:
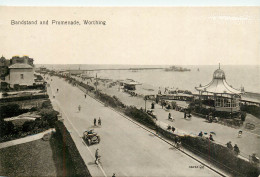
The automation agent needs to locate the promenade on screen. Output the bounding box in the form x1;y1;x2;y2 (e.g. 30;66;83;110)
47;76;223;177
79;77;260;159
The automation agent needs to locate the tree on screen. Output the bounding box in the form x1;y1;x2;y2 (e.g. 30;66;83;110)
0;120;15;136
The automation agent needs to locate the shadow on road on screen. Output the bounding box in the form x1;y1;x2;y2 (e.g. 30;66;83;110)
87;162;96;166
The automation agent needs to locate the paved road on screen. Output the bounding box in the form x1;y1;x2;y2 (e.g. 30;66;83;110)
48;76;223;177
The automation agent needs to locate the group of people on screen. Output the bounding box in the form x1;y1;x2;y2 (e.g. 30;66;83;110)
94;117;102;126
198;131;214;141
184;110;192;119
226;141;240;155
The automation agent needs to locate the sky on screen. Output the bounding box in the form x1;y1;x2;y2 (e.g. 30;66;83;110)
0;6;259;65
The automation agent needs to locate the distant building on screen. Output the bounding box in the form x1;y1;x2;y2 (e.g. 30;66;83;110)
5;63;34;88
120;79;141;90
0;55;35;88
38;66;47;73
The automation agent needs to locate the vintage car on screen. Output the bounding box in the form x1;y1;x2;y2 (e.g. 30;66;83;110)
83;130;100;145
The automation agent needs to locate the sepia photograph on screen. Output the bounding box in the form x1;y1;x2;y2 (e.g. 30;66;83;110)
0;1;260;177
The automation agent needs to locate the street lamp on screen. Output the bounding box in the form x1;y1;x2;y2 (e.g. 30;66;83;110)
144;96;147;111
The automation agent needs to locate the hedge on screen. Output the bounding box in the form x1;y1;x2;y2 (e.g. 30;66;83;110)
158;127;259;177
53;121;92;177
97;93;126;109
0;103;29;119
241;105;260;119
124;106;157;130
0;94;49;103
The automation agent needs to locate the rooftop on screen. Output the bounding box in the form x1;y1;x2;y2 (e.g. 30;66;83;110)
9;63;33;69
195;67;242;95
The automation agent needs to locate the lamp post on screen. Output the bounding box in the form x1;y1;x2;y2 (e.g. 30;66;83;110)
144;96;147;111
95;73;98;96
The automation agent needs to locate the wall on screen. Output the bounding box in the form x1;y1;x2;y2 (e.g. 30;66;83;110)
7;68;34;87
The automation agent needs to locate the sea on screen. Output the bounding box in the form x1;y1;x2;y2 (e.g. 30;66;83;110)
38;64;260;94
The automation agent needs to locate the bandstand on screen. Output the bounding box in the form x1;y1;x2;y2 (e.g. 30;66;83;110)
195;66;243;113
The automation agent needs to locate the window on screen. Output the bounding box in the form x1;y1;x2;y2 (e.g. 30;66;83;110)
20;74;24;79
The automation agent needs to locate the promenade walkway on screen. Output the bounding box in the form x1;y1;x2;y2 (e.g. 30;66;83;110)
47;75;224;177
0;128;55;149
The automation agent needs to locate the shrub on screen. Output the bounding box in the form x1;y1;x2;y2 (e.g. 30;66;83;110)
171;101;177;109
241;111;247;121
22;120;35;132
241;105;260;119
0;104;29;119
0;94;49;103
124;106;156;129
53;121;92;177
158;127;259;177
30;107;38;112
2;92;8;97
97;93;125;108
0;120;15;137
39;109;59;127
41;100;52;109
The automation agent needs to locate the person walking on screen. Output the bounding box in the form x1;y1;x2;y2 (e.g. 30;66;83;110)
98;117;101;126
78;105;81;112
234;144;240;155
84;94;87;99
175;136;178;146
168;113;172;120
95;148;99;164
94;118;97;126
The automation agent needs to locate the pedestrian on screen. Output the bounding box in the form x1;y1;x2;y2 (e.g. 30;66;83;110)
209;134;214;141
168;113;172;120
171;127;175;133
175;136;178;146
234;144;240;155
98;117;101;126
198;131;203;137
78;105;81;112
184;111;187;119
84;94;87;99
151;102;154;109
94;118;97;126
156;125;159;135
112;173;116;177
238;130;243;137
57;88;59;92
95;148;99;164
226;141;233;150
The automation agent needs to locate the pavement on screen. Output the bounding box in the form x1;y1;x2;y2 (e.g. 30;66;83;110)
47;76;224;177
0;128;55;149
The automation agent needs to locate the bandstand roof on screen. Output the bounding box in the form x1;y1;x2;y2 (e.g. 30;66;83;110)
195;68;242;95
